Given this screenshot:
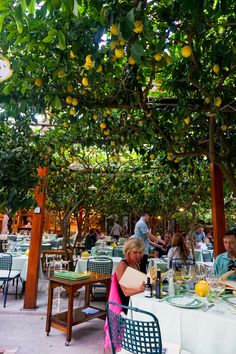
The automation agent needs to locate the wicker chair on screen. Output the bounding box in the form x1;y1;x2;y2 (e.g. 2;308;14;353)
0;253;21;307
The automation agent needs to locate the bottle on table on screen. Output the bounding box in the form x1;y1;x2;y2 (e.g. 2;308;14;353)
144;277;153;298
155;268;162;299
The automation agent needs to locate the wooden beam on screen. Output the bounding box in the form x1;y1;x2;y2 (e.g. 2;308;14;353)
23;167;47;309
210;163;226;256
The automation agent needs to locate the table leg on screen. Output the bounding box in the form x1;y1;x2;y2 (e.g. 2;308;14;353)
46;281;53;336
65;287;74;345
85;284;91;307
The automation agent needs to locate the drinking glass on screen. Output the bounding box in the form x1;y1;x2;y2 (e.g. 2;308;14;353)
209;279;225;314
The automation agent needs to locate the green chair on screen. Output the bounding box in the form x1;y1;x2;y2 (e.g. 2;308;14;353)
113;248;124;258
106;301;164;354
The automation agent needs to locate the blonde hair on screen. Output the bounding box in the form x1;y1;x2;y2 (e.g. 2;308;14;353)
123;238;144;257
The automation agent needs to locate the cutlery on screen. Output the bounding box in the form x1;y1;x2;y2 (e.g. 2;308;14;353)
203;303;214;312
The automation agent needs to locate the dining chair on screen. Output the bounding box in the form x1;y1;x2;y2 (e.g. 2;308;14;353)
202;250;212;262
170;258;195;271
0;253;21;307
87;257;113;299
106;301;188;354
113;248;124;258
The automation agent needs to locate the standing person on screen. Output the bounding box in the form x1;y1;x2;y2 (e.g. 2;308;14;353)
110;221;122;241
134;211;160;273
193;224;206;243
214;230;236;280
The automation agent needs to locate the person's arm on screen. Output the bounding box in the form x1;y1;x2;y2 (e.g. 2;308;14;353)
116;260;145;297
145;230;160;243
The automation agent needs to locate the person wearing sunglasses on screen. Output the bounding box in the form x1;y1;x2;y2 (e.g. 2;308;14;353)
214;230;236;280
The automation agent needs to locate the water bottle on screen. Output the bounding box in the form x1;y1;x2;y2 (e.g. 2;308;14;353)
168;268;175;296
155;269;162;299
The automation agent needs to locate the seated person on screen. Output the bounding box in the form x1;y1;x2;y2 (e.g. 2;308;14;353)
153;231;172;258
214;230;236;280
84;228;97;250
167;233;194;269
116;238;146;312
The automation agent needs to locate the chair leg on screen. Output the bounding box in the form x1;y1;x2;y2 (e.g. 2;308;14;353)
3;281;9;308
15;276;19;299
20;280;26;299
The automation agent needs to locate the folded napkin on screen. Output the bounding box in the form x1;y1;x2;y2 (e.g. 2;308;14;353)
171;296;197;306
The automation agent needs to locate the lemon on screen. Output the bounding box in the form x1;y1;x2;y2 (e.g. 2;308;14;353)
63;122;68;128
70;50;76;59
150;153;155;160
35;78;43;87
96;64;103;73
92;113;98;120
214;96;222;107
133;20;144;33
85;54;93;65
72;98;78;106
165;54;171;65
110;140;116;146
69;107;76;115
58;70;65;78
66;84;74;93
111;242;117;248
82;77;89;87
154;52;162;61
181;45;192;58
128;56;136;65
105;108;112;115
110;24;119;36
110;40;118;50
66;96;73;105
205;97;211;104
119;38;125;45
81;251;90;258
221;124;228;132
25;249;29;257
114;48;124;58
100;122;106;129
213;64;220;74
104;129;110;136
195;280;210;297
167;153;173;161
84;62;93;70
180;147;185;153
184;116;190;125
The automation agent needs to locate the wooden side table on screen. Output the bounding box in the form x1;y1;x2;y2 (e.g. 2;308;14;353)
46;272;111;345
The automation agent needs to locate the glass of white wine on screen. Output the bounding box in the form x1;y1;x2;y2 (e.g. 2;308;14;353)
209;279;225;314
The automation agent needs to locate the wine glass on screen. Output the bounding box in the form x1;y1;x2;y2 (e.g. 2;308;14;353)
209;279;225;314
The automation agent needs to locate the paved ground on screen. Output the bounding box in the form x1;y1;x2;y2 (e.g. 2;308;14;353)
0;279;107;354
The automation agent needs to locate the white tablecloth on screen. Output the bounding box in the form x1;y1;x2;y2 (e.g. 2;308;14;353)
75;257;122;274
12;255;43;281
129;293;236;354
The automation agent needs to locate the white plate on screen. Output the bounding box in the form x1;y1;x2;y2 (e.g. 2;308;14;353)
165;295;203;308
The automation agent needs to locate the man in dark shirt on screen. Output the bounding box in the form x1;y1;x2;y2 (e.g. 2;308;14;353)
154;231;172;258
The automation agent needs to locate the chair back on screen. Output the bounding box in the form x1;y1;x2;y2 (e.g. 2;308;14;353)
170;257;195;270
0;253;12;279
87;257;113;275
113;248;124;258
106;301;163;354
202;250;212;262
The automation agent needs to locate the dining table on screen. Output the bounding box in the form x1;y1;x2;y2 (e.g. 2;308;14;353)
11;254;44;281
128;293;236;354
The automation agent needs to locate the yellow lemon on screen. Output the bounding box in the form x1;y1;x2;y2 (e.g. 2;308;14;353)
105;108;112;115
104;129;110;136
66;84;74;93
110;24;119;36
111;242;117;248
165;54;171;65
150;154;155;160
119;38;125;45
114;48;124;58
96;64;103;73
128;56;136;65
58;70;65;78
63;122;68;128
69;107;76;115
72;98;78;106
110;40;118;50
195;280;210;297
92;113;98;120
205;97;211;104
84;62;93;70
167;153;173;161
154;52;162;61
214;96;222;107
133;20;144;33
85;54;93;65
70;50;76;59
82;77;89;87
35;78;43;87
66;96;73;105
100;122;106;129
221;124;228;132
81;251;90;258
25;249;29;257
181;45;192;58
110;140;116;146
184;116;190;125
213;64;220;74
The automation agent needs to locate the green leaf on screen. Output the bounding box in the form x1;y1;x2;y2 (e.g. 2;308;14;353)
120;8;135;40
58;30;66;50
20;0;27;13
131;42;144;62
52;95;62;110
13;13;23;34
0;11;10;32
27;0;36;14
0;0;11;11
42;29;58;43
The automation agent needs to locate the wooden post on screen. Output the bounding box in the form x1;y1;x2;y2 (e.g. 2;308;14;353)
23;167;47;309
210;163;226;257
